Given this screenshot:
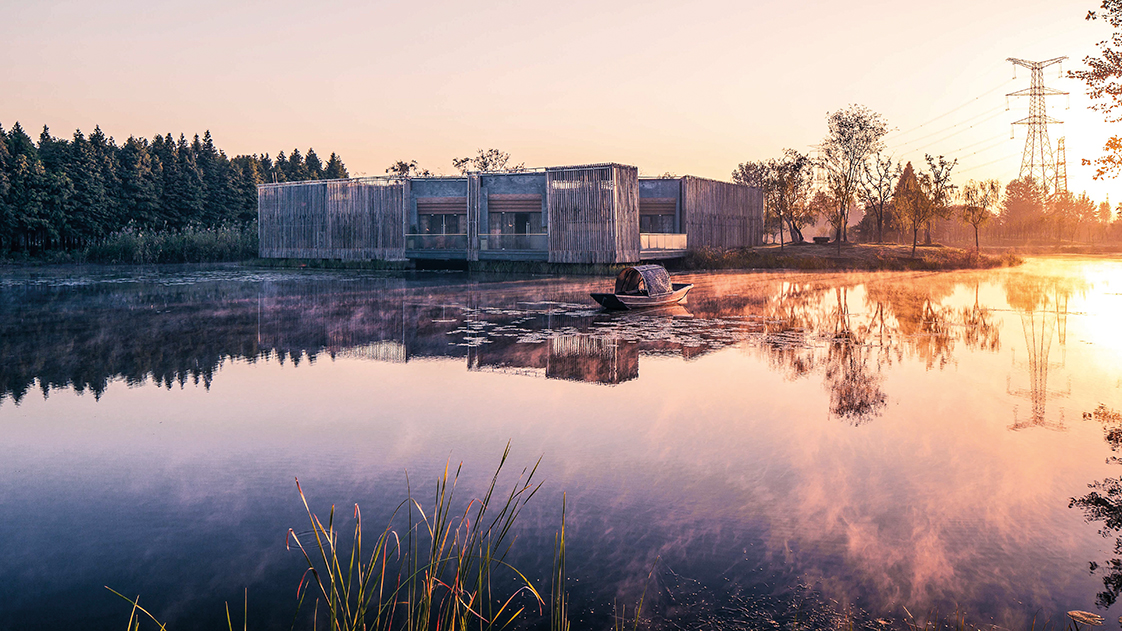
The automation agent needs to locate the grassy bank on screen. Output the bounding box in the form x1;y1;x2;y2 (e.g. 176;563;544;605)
673;243;1022;272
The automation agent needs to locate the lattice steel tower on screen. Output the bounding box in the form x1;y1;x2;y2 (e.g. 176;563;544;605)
1007;57;1068;194
1055;137;1068;194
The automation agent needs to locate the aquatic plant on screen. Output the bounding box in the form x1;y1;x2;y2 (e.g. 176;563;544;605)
551;493;569;631
106;586;247;631
286;443;544;631
107;444;563;631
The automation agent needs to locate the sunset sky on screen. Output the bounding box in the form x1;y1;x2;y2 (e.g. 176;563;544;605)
3;0;1120;201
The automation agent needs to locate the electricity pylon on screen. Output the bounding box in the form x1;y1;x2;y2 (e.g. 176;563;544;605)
1007;285;1070;431
1007;57;1068;194
1055;137;1068;194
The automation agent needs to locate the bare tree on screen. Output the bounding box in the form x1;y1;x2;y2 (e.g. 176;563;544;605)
921;153;957;244
859;152;901;243
385;159;431;178
820;105;889;248
733;152;814;246
960;179;1001;251
894;162;930;257
809;191;834;237
452;149;525;175
773;149;817;246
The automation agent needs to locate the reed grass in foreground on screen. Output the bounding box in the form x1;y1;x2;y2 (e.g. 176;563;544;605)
109;443;561;631
108;443;1099;631
286;444;546;631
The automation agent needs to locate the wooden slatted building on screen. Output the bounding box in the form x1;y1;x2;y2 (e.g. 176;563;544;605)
258;163;761;264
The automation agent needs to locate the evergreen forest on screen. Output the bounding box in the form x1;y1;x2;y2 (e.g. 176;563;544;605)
0;121;348;261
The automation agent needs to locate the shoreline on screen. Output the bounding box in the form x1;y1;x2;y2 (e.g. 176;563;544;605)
0;243;1032;275
672;242;1023;272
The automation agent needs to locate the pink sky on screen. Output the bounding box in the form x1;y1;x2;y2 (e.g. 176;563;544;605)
3;0;1119;201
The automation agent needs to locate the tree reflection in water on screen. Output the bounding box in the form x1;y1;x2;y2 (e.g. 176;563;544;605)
0;270;1016;426
1073;405;1122;609
824;287;886;425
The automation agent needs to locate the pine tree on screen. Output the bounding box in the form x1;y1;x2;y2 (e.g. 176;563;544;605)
151;134;178;228
0;124;13;250
196;131;227;224
89;126;122;233
286;148;309;181
7;122;38;160
35;127;74;246
118;137;161;228
37;126;69;173
9;154;51;251
230;155;262;224
66;130;110;245
323;152;348;179
273;152;289;183
305;148;323;179
172;134;205;226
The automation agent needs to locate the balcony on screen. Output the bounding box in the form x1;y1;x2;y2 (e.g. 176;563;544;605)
481;233;548;251
640;233;688;259
479;233;549;261
405;234;469;259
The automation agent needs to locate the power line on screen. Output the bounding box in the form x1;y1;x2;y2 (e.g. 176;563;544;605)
889;109;1008;154
885;80;1014;140
956;153;1019;175
943;133;1007;155
948;137;1009;161
887;106;1006;150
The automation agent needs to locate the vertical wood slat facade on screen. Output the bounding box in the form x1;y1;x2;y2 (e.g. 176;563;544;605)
259;179;405;260
545;164;639;264
466;175;481;261
258;166;760;263
680;176;762;249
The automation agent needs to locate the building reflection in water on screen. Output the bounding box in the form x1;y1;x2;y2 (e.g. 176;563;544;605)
0;270;1022;427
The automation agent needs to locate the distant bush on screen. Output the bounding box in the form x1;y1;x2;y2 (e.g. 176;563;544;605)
83;223;258;264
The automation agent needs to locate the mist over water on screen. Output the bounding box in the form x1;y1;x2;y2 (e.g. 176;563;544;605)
1;258;1121;630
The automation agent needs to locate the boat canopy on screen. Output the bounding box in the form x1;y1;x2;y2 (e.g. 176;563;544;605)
615;265;672;297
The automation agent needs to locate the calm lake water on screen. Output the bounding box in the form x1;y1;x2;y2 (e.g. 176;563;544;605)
2;257;1122;630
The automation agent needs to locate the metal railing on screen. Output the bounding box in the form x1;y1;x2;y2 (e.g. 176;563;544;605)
480;233;548;251
405;234;469;250
640;233;688;250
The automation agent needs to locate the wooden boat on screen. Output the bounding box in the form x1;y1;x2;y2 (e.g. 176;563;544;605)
591;264;693;310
